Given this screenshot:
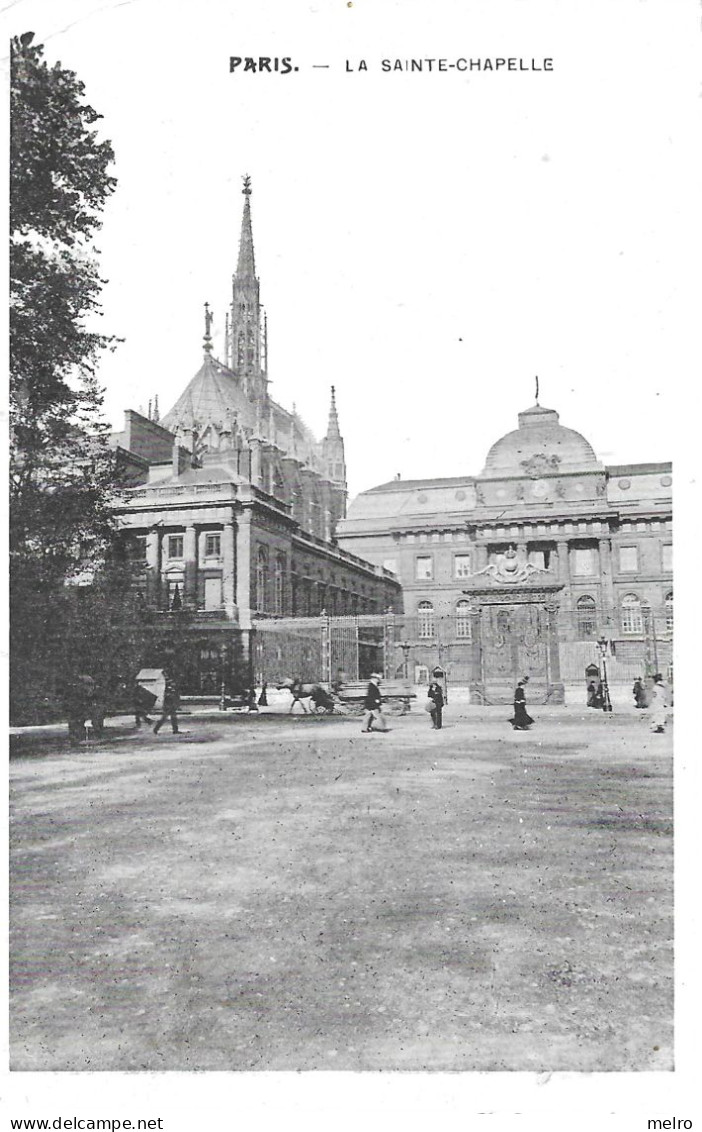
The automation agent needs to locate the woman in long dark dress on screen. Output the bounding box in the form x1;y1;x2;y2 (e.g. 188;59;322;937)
509;678;534;730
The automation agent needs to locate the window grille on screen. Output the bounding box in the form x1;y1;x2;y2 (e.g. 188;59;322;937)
621;593;643;634
456;600;473;640
417;600;435;639
576;594;597;638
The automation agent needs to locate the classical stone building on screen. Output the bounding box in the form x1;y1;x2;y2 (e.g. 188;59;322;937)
336;404;672;702
110;179;400;694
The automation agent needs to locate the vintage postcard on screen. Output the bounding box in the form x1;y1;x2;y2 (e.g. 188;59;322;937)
4;0;699;1128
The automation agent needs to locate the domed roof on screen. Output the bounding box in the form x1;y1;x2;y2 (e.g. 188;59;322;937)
481;404;600;477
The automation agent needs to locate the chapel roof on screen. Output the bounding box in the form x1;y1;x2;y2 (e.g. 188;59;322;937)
160;354;243;433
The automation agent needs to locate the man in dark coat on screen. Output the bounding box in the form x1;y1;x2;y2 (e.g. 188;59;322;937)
153;671;180;734
427;680;444;729
361;674;388;733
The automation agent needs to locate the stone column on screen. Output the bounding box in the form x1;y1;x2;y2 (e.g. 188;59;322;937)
184;525;198;607
598;538;615;630
222;519;236;620
146;529;161;607
556;541;570;586
235;510;252;629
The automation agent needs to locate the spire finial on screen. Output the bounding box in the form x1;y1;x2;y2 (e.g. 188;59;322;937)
203;302;213;354
535;375;540;405
325;385;341;440
153;394;160;423
242;174;252;196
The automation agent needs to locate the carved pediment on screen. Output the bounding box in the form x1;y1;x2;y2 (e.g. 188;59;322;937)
469;546;553;586
520;452;561;478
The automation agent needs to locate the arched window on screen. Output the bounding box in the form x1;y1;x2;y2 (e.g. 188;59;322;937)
255;547;267;613
576;594;597;638
274;555;285;615
417;600;434;639
665;591;673;633
456;600;473;640
621;593;643;635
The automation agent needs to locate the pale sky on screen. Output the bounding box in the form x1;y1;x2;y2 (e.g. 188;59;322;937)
4;0;698;500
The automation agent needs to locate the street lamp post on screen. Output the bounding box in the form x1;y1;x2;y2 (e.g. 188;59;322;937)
219;644;229;712
597;636;613;713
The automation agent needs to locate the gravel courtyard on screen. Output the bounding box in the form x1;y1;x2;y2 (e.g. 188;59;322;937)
9;704;673;1072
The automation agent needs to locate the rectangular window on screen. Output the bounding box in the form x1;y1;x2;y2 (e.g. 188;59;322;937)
662;544;672;572
454;554;471;578
204;577;222;610
382;558;398;574
205;533;221;558
619;546;638;573
415;556;433;581
167;534;184;559
572;548;594;575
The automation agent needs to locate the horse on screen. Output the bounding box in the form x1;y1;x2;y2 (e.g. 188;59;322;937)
277;679;343;714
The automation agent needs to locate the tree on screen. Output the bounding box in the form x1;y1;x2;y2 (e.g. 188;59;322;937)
9;33;125;721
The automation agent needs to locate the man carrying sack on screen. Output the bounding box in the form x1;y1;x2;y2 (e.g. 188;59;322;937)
361;673;389;733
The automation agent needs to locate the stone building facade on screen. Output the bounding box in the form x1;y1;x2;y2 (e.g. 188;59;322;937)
336;404;672;700
110;180;400;694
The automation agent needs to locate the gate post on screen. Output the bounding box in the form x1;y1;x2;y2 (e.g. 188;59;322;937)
469;606;485;705
384;609;395;679
320;610;331;684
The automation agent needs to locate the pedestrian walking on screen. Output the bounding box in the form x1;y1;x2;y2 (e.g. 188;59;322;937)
427;680;444;729
649;673;668;733
509;677;534;731
258;682;268;707
361;673;389;733
633;677;646;709
586;680;598;708
153;670;180;734
134;680;156;727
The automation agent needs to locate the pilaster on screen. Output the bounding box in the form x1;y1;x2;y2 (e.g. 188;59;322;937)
184;525;198;605
222;520;237;620
235;510;253;628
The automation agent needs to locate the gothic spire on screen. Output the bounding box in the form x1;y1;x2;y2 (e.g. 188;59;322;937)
236;174;256;279
230;175;262;381
325;385;341;440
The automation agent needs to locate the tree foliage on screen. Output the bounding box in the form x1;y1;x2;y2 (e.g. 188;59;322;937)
9;33;136;721
10;31;118;581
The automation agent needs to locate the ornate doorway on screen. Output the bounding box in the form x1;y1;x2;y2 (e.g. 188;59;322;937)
465;585;565;705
